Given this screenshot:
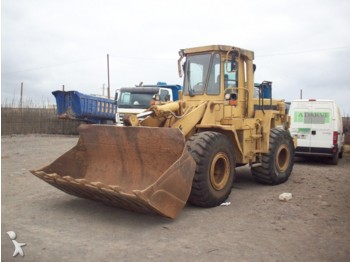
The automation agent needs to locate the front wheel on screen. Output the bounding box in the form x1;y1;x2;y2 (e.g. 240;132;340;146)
252;128;294;185
186;132;235;207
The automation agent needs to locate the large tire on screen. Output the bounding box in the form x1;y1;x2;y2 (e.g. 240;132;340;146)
186;131;235;207
252;128;294;185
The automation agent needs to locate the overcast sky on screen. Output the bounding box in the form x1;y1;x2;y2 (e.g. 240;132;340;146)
2;0;350;115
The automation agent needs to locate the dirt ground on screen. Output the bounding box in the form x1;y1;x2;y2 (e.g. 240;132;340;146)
1;135;350;261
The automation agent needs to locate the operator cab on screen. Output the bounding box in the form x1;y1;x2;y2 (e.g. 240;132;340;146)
178;45;256;117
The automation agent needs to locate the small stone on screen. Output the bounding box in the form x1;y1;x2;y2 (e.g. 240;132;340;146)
279;193;293;201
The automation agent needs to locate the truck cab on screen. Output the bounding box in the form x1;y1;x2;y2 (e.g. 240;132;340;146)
115;83;182;125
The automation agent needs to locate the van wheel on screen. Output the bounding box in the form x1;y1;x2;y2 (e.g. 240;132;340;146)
186;132;235;207
252;128;294;185
339;148;343;159
331;151;339;165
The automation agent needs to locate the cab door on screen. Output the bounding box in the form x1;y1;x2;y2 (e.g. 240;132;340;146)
291;102;313;150
308;102;332;150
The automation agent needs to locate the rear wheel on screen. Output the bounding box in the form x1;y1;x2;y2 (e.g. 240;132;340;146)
339;147;343;159
331;150;339;165
186;132;235;207
252;128;294;185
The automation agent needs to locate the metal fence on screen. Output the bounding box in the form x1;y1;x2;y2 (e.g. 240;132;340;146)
1;107;350;144
1;108;80;135
344;117;350;144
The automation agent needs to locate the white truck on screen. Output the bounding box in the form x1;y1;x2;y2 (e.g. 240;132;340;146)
289;99;344;164
115;83;182;125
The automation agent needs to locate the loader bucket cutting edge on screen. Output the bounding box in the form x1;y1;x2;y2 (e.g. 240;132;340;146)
30;124;196;219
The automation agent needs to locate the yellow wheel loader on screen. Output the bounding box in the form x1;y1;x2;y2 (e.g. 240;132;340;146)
31;45;295;219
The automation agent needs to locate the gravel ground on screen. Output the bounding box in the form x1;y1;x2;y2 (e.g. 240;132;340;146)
2;135;350;261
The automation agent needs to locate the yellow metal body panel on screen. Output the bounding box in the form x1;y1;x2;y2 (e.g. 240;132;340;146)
146;45;289;165
182;45;254;60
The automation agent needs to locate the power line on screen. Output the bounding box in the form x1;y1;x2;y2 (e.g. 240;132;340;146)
1;56;101;76
2;45;350;75
256;45;350;57
1;54;174;76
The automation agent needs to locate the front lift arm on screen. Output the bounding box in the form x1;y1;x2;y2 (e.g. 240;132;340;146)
125;101;208;138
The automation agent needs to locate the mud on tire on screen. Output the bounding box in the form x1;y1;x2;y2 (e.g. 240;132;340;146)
186;131;235;207
252;128;294;185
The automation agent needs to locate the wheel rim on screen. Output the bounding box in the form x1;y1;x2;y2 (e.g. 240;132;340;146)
275;144;290;173
209;152;230;190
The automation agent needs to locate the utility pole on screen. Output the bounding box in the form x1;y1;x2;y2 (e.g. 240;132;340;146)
300;89;303;99
20;82;23;109
62;85;65;91
107;54;110;99
102;84;105;97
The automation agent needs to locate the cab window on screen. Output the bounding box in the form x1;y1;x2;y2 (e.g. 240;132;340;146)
159;89;171;101
224;62;237;89
207;53;221;95
184;54;211;95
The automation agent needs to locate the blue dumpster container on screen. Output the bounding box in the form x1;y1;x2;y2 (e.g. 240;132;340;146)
52;91;116;124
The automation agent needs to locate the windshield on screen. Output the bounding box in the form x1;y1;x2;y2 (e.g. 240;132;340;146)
118;92;154;108
184;53;211;96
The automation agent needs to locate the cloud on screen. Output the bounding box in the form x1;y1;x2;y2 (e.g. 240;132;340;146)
2;0;350;114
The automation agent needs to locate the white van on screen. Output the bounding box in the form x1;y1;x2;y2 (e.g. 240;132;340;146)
289;99;344;165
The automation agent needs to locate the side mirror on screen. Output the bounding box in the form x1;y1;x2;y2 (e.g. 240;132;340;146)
114;92;119;102
231;51;238;71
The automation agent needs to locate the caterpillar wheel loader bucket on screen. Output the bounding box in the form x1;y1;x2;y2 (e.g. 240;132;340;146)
30;124;196;219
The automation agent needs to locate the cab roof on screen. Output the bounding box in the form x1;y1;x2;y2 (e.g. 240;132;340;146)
181;45;254;60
